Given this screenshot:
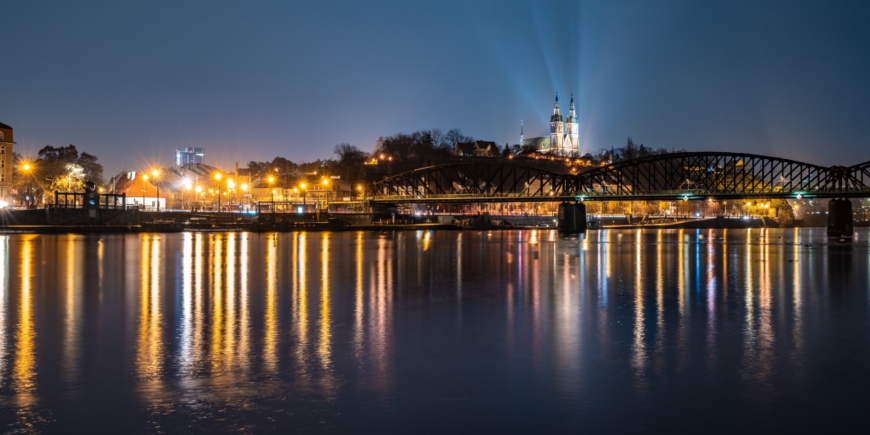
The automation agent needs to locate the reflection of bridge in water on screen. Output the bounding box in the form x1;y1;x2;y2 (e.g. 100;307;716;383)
372;152;870;234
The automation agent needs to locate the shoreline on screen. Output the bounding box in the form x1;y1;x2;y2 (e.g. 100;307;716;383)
0;221;837;234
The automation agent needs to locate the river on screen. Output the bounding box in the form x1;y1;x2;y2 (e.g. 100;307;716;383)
0;229;868;433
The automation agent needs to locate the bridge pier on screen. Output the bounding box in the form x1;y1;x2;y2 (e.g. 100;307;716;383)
558;202;587;233
827;198;854;238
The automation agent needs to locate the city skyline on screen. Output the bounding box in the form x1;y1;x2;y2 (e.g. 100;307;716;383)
2;1;870;172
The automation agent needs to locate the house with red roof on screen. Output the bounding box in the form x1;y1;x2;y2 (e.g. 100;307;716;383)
113;172;166;210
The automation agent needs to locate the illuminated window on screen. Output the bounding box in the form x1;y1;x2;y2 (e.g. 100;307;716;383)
0;132;3;140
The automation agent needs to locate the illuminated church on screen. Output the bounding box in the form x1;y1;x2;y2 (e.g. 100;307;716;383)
521;93;580;155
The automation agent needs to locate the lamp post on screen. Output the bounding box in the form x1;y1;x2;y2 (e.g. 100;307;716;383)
184;182;192;210
151;169;160;211
267;175;275;212
21;163;33;208
214;172;222;211
142;174;149;209
322;178;330;209
300;183;307;210
227;179;235;211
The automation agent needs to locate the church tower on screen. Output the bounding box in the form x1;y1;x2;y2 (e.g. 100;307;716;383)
565;94;579;153
549;93;563;151
520;120;524;146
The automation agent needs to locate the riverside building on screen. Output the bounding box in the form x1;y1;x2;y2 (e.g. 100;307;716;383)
0;122;15;203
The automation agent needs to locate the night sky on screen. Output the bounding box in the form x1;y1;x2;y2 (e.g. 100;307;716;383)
3;0;869;172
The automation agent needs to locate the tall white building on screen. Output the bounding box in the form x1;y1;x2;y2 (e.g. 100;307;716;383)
522;94;580;155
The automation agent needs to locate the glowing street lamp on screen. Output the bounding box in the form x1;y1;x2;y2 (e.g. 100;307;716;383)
151;169;161;211
21;162;34;208
267;175;276;209
184;182;192;210
227;179;235;207
322;178;330;205
142;174;149;208
214;172;223;211
300;182;307;206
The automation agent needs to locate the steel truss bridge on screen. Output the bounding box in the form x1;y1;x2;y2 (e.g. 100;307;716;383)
372;152;870;203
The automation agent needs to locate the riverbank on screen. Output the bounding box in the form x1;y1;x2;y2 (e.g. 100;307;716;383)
0;208;846;233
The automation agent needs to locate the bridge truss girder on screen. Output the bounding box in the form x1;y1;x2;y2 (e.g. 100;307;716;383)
372;153;870;203
375;162;579;200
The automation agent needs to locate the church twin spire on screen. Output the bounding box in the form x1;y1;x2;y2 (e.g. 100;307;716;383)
551;93;578;122
521;93;580;155
566;94;578;124
550;92;579;152
551;93;563;123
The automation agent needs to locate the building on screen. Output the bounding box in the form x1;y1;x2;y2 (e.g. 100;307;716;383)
0;122;15;202
521;94;580;155
112;172;166;210
454;140;500;157
176;147;204;166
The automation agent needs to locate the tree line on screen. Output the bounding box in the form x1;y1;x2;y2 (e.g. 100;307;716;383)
15;144;105;203
244;128;477;187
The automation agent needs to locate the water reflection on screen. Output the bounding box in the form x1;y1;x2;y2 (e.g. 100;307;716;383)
13;237;36;409
63;238;83;386
0;237;7;384
264;233;278;372
632;229;646;374
0;230;868;432
136;234;163;396
319;233;331;371
293;232;309;374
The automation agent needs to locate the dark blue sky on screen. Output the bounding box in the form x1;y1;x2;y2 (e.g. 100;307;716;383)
3;0;869;172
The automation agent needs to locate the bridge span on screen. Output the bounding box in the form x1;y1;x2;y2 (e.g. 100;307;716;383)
372;152;870;203
371;152;869;235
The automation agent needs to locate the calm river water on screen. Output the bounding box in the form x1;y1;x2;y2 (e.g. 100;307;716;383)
0;229;869;433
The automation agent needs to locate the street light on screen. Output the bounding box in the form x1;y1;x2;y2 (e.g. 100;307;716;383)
151;169;160;211
184;182;192;210
214;172;223;211
194;185;202;210
227;179;235;209
21;163;33;208
267;175;275;211
142;174;149;209
300;182;307;208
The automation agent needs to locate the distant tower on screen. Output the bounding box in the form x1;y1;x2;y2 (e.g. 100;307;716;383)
565;94;579;153
520;120;524;147
549;93;564;151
